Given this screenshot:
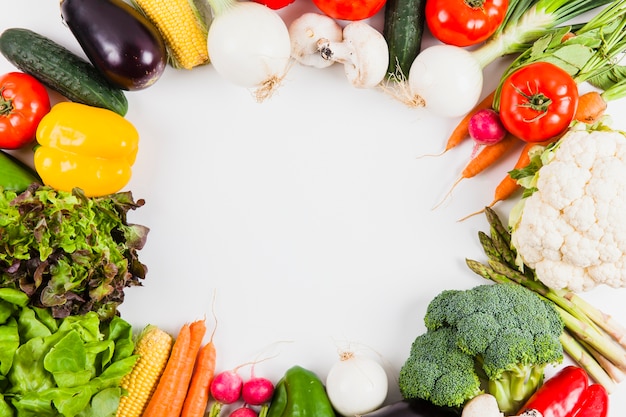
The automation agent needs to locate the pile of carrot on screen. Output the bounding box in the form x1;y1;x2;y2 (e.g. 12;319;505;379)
429;89;608;219
144;318;217;417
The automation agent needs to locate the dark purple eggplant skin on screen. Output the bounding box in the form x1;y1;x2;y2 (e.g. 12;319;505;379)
363;400;460;417
60;0;167;91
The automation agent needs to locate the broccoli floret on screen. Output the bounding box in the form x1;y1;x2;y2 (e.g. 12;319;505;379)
399;327;482;409
399;283;564;415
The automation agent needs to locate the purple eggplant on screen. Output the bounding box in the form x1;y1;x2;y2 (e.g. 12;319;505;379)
60;0;167;91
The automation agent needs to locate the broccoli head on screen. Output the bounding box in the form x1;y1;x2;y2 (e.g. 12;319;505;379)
398;283;564;414
399;327;482;409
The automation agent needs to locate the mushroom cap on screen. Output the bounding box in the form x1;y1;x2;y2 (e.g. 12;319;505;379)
339;21;389;88
461;394;504;417
288;12;342;68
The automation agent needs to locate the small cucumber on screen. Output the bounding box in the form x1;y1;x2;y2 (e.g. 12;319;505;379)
0;27;128;116
0;150;41;192
382;0;426;81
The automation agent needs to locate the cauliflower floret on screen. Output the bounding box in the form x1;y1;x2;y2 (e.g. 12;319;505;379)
511;128;626;292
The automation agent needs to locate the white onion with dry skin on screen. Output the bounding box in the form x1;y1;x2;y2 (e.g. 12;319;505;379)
325;351;389;416
408;44;484;118
207;1;291;100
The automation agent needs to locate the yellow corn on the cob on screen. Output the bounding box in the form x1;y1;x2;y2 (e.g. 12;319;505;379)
131;0;210;70
116;325;173;417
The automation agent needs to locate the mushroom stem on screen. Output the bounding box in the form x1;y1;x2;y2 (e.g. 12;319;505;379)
316;21;389;89
288;12;342;68
316;37;354;65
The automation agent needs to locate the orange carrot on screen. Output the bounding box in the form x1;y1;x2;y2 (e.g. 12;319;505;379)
180;342;216;417
433;133;519;210
574;90;607;124
181;328;217;417
418;90;497;158
462;134;519;177
489;140;535;205
143;323;191;417
143;319;207;417
458;138;558;221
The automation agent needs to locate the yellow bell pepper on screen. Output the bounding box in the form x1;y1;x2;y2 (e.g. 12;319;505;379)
34;102;139;197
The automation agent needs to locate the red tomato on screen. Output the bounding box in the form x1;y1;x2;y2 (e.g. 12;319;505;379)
312;0;385;21
0;72;51;150
499;62;579;143
426;0;508;47
252;0;295;10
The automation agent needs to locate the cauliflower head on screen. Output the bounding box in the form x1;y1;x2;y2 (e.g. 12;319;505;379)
511;128;626;292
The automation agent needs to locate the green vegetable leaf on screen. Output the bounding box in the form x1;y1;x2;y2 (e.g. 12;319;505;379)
0;293;136;417
52;387;93;417
0;395;13;417
44;331;90;387
77;387;122;417
10;333;60;393
10;392;57;417
31;307;59;334
588;66;626;90
103;316;135;364
0;288;30;307
549;44;595;74
0;301;16;325
18;306;54;341
0;318;19;375
27;385;95;417
57;312;102;344
94;355;138;388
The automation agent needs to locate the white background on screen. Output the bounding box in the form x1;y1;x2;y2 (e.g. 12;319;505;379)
3;1;626;416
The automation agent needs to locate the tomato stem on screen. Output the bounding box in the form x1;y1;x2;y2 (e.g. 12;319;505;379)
513;82;552;122
0;88;14;116
465;0;485;9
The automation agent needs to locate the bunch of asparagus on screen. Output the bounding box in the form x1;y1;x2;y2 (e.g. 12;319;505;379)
466;207;626;393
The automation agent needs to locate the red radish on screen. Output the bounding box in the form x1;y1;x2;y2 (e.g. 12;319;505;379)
211;370;243;403
242;377;275;406
229;406;258;417
208;370;244;417
468;109;507;157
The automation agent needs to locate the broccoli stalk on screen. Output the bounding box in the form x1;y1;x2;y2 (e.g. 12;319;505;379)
398;282;564;415
486;363;545;414
466;207;626;395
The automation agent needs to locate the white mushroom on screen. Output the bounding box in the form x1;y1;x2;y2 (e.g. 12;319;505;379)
288;12;343;68
316;21;389;88
461;394;505;417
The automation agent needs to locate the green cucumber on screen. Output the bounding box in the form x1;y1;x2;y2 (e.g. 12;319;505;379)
0;27;128;116
0;150;41;192
382;0;426;81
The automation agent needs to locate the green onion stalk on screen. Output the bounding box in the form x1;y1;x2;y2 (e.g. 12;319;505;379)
471;0;614;69
492;0;626;109
466;207;626;395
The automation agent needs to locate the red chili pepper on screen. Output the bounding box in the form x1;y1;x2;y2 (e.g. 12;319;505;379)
571;384;609;417
519;366;588;417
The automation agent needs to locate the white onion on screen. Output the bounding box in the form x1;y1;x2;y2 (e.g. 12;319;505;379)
408;44;483;118
325;351;388;416
207;2;291;98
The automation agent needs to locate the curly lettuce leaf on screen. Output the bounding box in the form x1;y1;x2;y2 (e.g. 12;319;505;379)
0;184;149;320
